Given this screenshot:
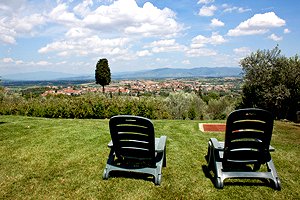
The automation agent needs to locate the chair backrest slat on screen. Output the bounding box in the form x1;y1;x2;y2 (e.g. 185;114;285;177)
109;115;155;163
224;108;274;164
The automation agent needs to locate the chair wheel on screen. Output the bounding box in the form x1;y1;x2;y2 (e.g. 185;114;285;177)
155;174;161;185
215;177;224;189
103;168;109;180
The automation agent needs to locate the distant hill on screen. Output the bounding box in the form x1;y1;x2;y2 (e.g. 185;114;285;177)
2;71;92;81
112;67;242;79
2;67;242;81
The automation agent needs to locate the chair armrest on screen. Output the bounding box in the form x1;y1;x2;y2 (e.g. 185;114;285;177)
209;138;275;152
209;138;223;151
155;136;167;153
108;140;113;148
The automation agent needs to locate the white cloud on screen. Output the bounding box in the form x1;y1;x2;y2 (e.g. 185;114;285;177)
186;48;217;57
210;18;224;27
65;27;92;38
191;32;227;48
146;39;177;48
227;12;286;36
233;47;251;55
187;32;225;57
0;12;45;44
199;5;217;16
1;57;25;65
38;36;131;57
197;0;214;4
0;0;26;14
182;60;191;65
49;3;80;25
222;4;251;13
268;33;282;41
2;57;14;63
284;28;290;34
36;61;51;66
145;39;186;53
73;0;93;17
82;0;183;38
136;50;152;57
0;29;16;44
11;14;45;33
238;7;252;13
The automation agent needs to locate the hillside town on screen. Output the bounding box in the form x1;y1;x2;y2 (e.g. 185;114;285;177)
41;78;242;97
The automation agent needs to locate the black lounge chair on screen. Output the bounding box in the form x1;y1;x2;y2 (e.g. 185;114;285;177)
103;115;167;185
206;108;281;190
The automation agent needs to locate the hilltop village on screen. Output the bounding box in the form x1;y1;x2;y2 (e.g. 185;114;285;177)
41;78;242;97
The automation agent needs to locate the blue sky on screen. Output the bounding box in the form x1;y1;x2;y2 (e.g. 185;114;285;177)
1;0;299;76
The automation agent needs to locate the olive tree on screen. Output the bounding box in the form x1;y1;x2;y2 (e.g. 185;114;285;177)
239;46;300;120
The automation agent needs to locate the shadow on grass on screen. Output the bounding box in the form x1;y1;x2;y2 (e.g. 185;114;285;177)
106;171;155;183
0;122;7;125
293;123;300;128
201;165;275;189
202;165;215;186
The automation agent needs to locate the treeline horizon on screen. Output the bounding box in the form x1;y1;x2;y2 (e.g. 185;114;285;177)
1;46;299;121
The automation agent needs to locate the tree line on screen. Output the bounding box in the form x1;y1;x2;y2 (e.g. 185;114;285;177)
0;90;236;120
1;46;299;121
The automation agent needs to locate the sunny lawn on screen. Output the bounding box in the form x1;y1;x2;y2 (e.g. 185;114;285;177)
0;115;299;199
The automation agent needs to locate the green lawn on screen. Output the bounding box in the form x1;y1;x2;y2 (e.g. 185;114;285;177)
0;115;299;199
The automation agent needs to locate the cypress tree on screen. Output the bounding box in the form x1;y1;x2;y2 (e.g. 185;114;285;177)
95;58;111;93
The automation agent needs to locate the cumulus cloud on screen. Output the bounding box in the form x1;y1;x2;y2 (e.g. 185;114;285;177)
73;0;93;17
36;61;51;66
144;39;186;53
186;32;225;57
34;0;185;59
136;50;152;57
0;12;45;44
49;3;80;25
1;57;24;65
82;0;183;37
222;4;251;13
284;28;290;34
227;12;285;36
199;5;217;16
191;32;227;48
186;48;217;57
2;57;14;63
182;60;191;65
0;0;47;45
197;0;214;4
210;18;225;27
65;27;92;38
0;22;17;44
39;36;131;57
268;33;282;41
0;0;26;14
233;47;251;55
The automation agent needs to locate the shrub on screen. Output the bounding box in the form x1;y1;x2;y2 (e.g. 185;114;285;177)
0;89;234;120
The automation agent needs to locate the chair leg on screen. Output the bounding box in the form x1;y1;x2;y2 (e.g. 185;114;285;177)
214;160;224;189
154;174;162;185
103;167;109;179
163;147;167;167
253;163;261;171
103;149;115;180
267;160;281;190
206;141;214;170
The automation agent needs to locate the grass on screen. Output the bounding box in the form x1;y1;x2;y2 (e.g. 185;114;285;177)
0;115;299;199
